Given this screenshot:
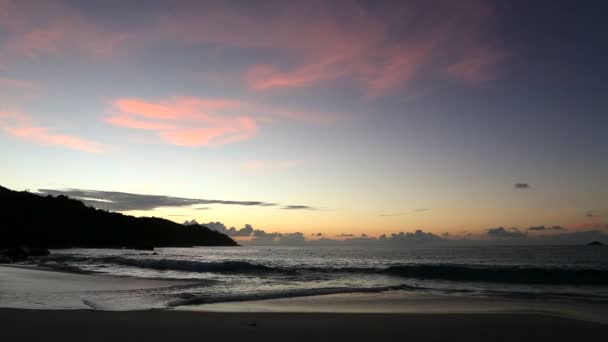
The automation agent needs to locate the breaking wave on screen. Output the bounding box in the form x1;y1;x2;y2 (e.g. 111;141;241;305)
40;255;608;285
42;255;283;274
382;264;608;285
168;284;421;307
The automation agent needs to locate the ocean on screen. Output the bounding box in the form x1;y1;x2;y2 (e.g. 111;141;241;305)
13;244;606;311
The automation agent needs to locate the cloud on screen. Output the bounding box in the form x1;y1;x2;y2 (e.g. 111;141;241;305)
107;97;336;147
1;1;506;98
487;227;526;238
377;230;443;244
281;205;317;211
200;222;258;237
246;63;342;91
445;48;508;84
199;219;607;246
254;228;443;246
38;188;314;212
379;209;430;217
0;111;105;153
337;234;355;238
586;211;599;218
514;183;530;189
0;1;131;59
480;228;607;245
198;221;307;244
150;1;506;96
107;97;257;147
1;1;507;103
528;226;564;231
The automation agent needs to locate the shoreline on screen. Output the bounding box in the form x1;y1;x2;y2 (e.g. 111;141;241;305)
2;265;608;340
178;290;608;324
0;264;198;310
2;309;607;341
2;264;608;324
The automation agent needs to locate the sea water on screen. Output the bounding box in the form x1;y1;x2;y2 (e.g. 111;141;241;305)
15;244;606;310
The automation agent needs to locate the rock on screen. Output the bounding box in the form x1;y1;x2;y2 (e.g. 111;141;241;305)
1;247;29;261
0;254;12;263
0;246;51;262
587;241;604;246
26;248;51;256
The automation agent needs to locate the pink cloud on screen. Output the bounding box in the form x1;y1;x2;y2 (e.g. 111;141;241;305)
107;97;257;147
105;115;176;131
222;2;503;96
1;1;506;96
365;40;441;97
107;96;341;147
0;111;105;153
246;63;343;90
11;18;130;59
446;48;508;84
0;2;131;59
114;98;244;121
114;99;186;120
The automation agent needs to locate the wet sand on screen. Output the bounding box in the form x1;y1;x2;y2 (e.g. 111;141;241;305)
1;309;607;342
1;265;607;340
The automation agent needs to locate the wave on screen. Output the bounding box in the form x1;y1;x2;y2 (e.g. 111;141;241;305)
382;264;608;285
168;284;421;307
41;255;608;285
43;255;288;275
167;285;608;307
29;260;96;274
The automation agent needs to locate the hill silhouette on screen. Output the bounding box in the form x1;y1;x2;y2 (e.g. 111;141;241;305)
0;186;237;249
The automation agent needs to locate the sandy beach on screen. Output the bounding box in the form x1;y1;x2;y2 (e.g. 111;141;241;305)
0;265;197;310
2;309;607;342
1;265;607;340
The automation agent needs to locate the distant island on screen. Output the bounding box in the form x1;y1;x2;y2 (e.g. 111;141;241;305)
587;241;604;246
0;185;237;250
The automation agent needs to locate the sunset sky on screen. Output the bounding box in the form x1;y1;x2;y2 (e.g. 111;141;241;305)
1;0;606;239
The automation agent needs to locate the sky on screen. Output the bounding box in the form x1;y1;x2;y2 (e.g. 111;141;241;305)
1;0;607;241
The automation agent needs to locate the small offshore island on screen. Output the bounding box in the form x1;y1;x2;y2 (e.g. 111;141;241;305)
0;185;237;259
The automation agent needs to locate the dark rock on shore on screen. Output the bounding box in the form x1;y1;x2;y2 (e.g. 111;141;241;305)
0;246;50;262
587;241;604;246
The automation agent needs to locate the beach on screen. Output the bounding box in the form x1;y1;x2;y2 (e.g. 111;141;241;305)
2;309;607;342
1;265;607;341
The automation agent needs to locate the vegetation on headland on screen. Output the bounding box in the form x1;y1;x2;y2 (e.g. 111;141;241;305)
0;185;237;251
